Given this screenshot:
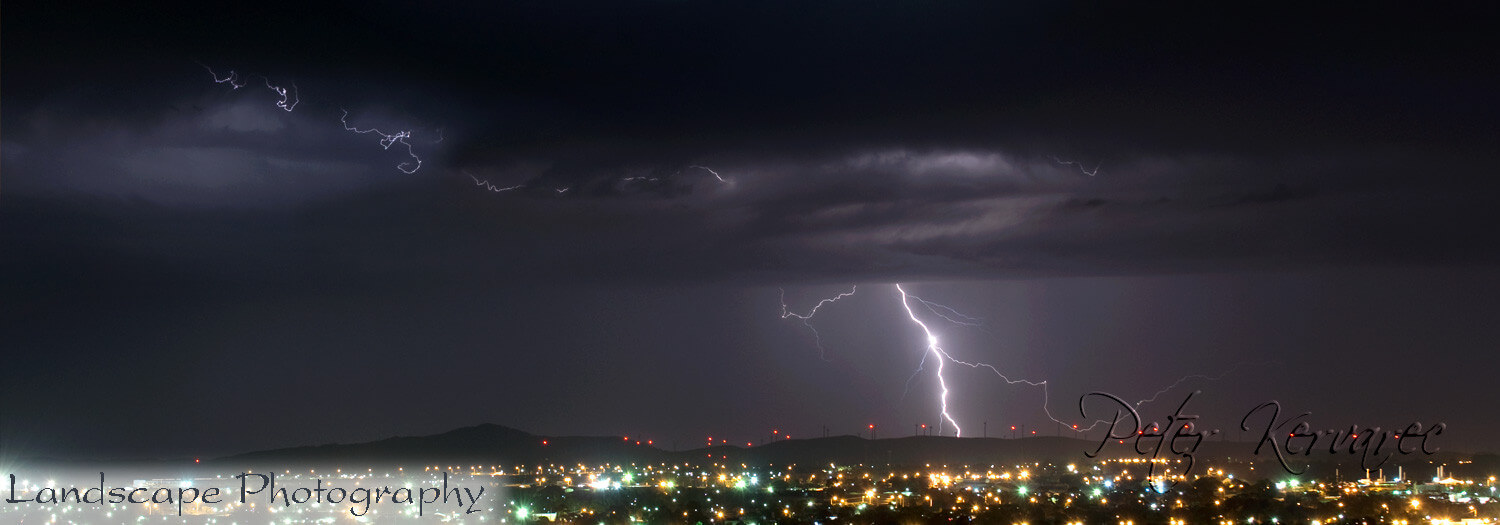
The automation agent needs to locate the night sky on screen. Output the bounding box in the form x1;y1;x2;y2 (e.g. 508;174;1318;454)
3;1;1498;459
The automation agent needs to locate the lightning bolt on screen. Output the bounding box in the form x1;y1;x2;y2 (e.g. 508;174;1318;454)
199;63;244;90
909;293;983;327
465;171;525;193
785;283;1254;438
341;109;423;174
897;284;979;436
198;61;450;179
779;286;859;361
687;165;729;183
1051;155;1100;177
263;77;299;112
1132;361;1271;408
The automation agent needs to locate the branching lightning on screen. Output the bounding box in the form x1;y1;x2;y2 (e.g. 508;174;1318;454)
1051;156;1101;177
341;109;423;174
909;293;983;327
783;283;1253;438
779;286;859;361
895;284;964;435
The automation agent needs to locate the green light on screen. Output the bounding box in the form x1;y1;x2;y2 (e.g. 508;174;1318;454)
1017;486;1028;495
516;507;529;519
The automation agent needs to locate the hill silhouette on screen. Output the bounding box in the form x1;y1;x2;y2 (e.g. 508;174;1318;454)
208;423;1483;481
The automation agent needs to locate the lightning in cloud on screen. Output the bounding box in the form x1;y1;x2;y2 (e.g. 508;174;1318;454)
465;171;525;193
1051;155;1100;177
199;63;244;90
262;77;298;112
198;62;445;175
779;286;859;361
341;109;423;174
687;165;729;183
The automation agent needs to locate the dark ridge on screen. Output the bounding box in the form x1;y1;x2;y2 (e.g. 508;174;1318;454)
197;424;1487;480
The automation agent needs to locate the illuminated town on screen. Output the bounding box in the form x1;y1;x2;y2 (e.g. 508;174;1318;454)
5;449;1496;524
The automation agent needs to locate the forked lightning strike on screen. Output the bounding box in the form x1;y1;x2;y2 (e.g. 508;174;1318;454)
783;283;1248;438
895;284;964;435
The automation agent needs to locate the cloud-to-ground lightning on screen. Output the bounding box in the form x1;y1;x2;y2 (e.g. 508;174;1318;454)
895;284;965;435
1051;155;1101;177
779;286;859;361
341;109;423;174
263;77;298;112
784;283;1251;438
